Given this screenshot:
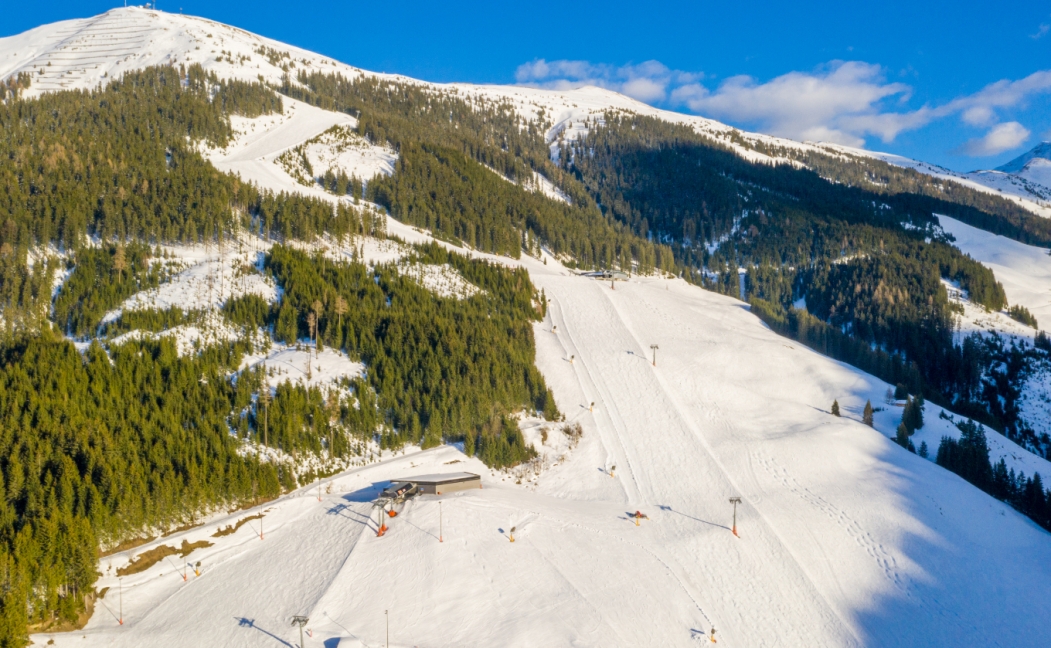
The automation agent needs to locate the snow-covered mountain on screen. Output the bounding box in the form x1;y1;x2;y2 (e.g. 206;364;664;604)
6;8;1051;647
992;142;1051;196
0;6;827;167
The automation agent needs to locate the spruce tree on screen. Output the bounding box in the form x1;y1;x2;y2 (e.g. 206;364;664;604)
831;400;841;417
902;396;924;434
863;400;874;427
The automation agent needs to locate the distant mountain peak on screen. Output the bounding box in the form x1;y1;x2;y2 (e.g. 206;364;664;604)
996;141;1051;173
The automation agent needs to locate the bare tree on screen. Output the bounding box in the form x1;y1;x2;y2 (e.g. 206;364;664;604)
334;295;348;330
326;389;340;458
311;299;324;356
307;311;317;355
112;244;127;281
258;386;271;448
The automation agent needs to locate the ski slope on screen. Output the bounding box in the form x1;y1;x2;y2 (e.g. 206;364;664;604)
8;8;1051;647
939;215;1051;332
34;255;1051;647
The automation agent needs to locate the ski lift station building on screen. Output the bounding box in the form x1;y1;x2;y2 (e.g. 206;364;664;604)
396;472;482;495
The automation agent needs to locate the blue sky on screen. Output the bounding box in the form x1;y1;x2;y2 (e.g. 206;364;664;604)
3;1;1050;171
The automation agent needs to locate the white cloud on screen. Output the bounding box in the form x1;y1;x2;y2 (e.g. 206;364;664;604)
955;122;1031;156
961;105;996;126
515;59;701;104
515;58;1051;152
671;62;912;146
1032;19;1050;40
940;70;1051;115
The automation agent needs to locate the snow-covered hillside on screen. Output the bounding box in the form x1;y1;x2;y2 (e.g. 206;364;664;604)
34;254;1051;647
0;7;825;170
8;8;1051;647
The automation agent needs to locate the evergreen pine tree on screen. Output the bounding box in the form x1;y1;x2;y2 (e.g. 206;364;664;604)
831;399;841;417
863;400;874;427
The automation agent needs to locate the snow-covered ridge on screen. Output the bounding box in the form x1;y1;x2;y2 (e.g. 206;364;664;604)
6;6;1051;226
0;8;822;171
821;142;1051;219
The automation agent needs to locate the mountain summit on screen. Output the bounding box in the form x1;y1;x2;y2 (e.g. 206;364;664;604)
997;141;1051;173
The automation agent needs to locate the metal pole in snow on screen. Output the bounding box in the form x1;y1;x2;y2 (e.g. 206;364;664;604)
292;615;309;647
385;609;389;648
650;344;659;366
439;501;443;543
729;497;741;537
118;577;123;625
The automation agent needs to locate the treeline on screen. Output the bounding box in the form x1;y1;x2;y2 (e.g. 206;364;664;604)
0;334;287;641
568;113;1032;436
52;243;166;338
368;142;672;270
278;71;551;182
752;297;1048;451
0;65;385;341
936;420;1051;532
256;193;385;243
253;244;557;465
275;72;675;272
0;64;275;249
738;137;1051;247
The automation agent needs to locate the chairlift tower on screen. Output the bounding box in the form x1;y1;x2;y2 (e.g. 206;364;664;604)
729;497;742;537
291;615;309;648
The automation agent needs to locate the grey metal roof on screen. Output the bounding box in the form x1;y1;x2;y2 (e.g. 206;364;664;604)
395;472;481;484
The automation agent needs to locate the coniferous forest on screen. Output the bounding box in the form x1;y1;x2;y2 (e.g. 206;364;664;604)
0;66;557;640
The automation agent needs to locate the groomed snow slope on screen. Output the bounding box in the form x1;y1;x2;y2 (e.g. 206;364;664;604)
36;256;1051;647
939;214;1051;331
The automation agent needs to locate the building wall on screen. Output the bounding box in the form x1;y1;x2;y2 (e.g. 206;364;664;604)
430;478;481;495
